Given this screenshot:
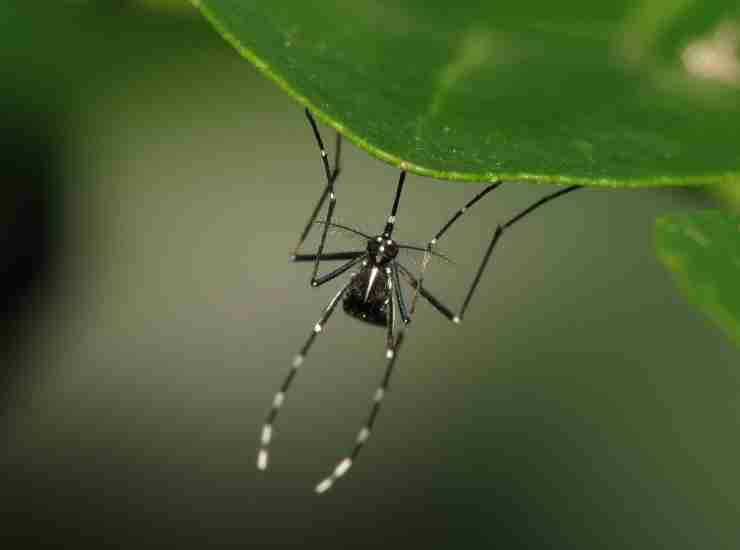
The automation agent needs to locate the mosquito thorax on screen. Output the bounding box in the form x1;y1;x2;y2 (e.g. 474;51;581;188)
367;236;399;265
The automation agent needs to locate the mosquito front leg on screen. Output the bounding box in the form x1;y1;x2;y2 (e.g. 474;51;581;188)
291;109;356;286
292;110;342;258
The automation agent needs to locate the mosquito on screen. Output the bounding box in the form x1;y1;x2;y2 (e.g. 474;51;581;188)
257;108;581;493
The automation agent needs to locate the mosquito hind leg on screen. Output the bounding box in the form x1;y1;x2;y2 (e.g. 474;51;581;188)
257;278;353;471
314;279;404;493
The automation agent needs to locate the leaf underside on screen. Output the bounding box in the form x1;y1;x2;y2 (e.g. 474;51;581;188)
194;1;740;187
655;210;740;346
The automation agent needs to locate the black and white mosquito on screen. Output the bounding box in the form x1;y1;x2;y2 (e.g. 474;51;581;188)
257;108;581;493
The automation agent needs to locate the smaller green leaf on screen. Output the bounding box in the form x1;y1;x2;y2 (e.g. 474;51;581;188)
655;210;740;346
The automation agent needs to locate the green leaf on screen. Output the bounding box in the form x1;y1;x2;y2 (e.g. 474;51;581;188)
193;0;740;187
655;210;740;346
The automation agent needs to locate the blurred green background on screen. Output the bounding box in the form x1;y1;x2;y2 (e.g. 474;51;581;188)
1;2;739;548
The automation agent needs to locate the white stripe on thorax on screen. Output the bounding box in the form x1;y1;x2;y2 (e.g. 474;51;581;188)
364;266;379;302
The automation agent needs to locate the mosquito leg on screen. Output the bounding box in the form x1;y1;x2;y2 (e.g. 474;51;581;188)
304;109;338;285
332;129;342;181
501;185;582;230
292;251;365;263
310;179;339;285
397;263;455;322
391;263;410;325
293;186;329;257
257;278;353;472
382;171;406;238
298;111;370;285
312;254;367;288
409;181;502;314
314;325;406;494
384;271;396;355
292;110;342;257
409;185;582;322
301;112;353;287
454;185;583;321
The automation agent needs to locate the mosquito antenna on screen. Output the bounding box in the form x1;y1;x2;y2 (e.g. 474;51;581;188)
398;245;454;264
313;224;454;262
382;170;406;237
314;221;373;240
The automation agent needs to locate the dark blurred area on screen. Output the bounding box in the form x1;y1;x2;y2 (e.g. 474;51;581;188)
0;119;61;402
1;2;739;548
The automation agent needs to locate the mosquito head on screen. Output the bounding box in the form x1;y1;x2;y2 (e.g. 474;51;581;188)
367;235;399;265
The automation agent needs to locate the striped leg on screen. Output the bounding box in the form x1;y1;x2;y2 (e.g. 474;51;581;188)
292;251;365;263
391;263;410;325
293;109;350;287
315;278;404;493
381;171;406;238
409;184;582;323
292;110;342;257
257;278;353;471
311;254;367;287
385;269;396;356
397;263;456;322
409;181;502;315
